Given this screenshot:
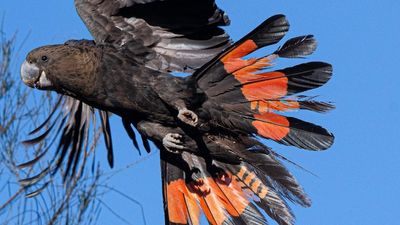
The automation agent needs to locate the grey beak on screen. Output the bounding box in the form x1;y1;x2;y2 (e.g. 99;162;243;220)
20;60;52;89
20;60;40;88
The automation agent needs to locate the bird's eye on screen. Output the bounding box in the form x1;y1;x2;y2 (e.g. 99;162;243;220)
41;55;48;62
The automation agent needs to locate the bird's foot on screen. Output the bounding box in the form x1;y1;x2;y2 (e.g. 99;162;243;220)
186;168;210;196
208;164;231;185
215;169;232;185
178;108;198;127
163;133;185;153
187;167;202;183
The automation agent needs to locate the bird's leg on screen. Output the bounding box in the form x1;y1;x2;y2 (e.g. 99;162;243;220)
181;152;200;183
162;133;186;153
137;121;188;154
200;136;231;185
181;152;210;196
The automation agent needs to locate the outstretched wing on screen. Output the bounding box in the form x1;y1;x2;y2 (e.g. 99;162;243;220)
75;0;231;72
20;96;113;187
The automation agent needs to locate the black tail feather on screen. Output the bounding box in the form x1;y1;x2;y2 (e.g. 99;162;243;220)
275;35;317;58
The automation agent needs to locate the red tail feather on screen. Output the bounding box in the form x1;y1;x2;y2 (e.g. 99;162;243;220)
253;112;290;141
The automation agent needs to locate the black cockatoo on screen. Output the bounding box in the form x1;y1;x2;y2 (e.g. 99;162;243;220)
20;0;334;224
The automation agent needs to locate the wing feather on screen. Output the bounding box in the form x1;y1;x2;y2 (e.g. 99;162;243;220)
75;0;231;72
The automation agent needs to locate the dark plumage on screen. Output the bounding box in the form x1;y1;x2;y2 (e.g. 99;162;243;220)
20;1;334;225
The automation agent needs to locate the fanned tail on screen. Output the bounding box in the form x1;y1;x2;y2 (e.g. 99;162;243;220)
161;149;268;225
177;14;334;224
162;150;269;225
161;133;312;225
195;14;334;150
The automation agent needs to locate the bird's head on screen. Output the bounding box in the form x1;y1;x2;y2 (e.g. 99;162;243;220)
21;43;100;97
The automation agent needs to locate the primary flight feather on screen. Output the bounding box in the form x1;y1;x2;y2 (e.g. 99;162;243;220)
20;1;334;224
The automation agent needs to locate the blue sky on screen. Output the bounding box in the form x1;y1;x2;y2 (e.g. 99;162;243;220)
2;1;400;225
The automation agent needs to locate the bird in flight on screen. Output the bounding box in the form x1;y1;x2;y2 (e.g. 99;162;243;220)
20;0;334;224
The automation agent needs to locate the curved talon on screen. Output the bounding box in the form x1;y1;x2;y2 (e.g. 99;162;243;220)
178;109;198;127
187;167;202;182
188;178;210;196
208;164;226;179
163;133;185;153
216;170;232;185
